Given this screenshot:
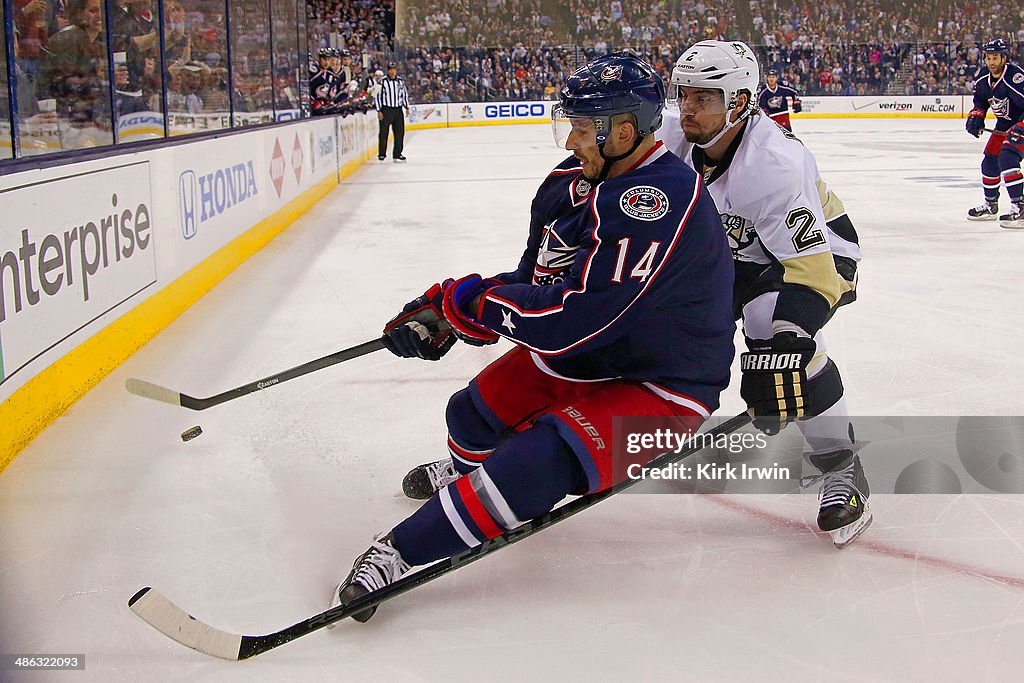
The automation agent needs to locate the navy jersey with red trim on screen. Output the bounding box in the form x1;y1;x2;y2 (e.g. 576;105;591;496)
309;68;337;103
481;143;736;411
757;84;799;117
972;62;1024;131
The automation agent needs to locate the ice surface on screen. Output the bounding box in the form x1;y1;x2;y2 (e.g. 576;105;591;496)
1;119;1023;681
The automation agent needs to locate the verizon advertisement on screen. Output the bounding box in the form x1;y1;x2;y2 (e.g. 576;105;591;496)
797;95;965;117
0;163;157;387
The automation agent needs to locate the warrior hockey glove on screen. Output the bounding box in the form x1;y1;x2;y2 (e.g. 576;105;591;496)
740;333;817;435
966;109;985;138
442;274;501;346
381;281;456;361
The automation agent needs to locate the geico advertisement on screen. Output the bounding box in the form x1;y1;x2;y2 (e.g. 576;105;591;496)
451;101;553;123
0;163;156;386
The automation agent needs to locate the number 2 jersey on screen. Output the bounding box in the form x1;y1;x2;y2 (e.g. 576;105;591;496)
475;142;736;413
659;109;862;337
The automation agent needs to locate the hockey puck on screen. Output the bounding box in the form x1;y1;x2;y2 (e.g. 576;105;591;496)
181;426;203;442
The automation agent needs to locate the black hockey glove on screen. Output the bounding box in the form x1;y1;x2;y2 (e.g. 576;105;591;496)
381;281;456;361
740;333;817;435
965;109;985;138
791;99;802;113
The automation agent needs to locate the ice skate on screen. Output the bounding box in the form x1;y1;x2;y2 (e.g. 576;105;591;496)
329;533;409;625
802;450;872;548
402;457;460;499
967;201;999;221
999;202;1024;229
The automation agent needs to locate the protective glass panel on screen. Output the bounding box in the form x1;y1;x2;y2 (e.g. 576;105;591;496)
17;0;113;155
271;0;300;119
0;4;11;159
111;0;165;143
164;0;228;135
229;0;273;125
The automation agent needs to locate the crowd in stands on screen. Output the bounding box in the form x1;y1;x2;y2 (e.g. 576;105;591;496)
308;0;1022;106
8;0;305;153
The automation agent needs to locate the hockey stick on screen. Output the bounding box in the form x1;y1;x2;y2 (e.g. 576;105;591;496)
125;339;386;410
129;412;752;660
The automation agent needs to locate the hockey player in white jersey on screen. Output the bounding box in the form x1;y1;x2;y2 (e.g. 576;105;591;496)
661;40;870;547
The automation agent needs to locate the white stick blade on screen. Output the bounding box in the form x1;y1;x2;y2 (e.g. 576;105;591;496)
125;379;183;406
129;587;242;660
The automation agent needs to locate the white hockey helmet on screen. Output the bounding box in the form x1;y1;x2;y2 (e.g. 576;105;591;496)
671;40;760;114
671;40;760;147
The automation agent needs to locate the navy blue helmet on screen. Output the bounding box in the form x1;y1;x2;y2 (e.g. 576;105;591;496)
982;39;1009;55
557;52;665;145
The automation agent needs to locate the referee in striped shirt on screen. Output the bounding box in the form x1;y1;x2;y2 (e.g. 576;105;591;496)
377;62;410;162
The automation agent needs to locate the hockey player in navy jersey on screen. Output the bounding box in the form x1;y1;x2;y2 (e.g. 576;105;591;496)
965;39;1024;228
662;40;870;548
330;53;736;622
309;48;338;115
757;69;801;132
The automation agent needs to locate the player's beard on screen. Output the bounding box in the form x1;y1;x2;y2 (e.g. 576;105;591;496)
682;121;718;146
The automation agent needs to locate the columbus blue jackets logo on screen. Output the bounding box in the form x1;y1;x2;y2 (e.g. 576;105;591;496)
533;221;578;285
989;96;1009;118
1014;73;1024;84
767;95;784;109
600;65;623;82
620;186;670;221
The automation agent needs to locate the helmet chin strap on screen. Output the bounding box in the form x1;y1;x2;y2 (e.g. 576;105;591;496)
696;103;752;149
591;134;645;183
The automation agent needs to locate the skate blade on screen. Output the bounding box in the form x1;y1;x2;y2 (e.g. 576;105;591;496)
999;221;1024;230
829;505;873;549
326;584;343;630
967;214;999;221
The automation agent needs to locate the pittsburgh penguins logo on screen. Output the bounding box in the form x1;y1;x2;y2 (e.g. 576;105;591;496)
721;213;756;252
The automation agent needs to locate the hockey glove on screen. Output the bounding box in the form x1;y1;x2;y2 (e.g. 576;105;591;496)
966;109;985;138
381;281;456;361
442;274;501;346
792;99;802;113
1008;123;1024;147
740;333;817;435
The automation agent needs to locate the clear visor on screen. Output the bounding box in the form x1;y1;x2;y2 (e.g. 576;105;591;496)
672;85;729;116
552;105;600;150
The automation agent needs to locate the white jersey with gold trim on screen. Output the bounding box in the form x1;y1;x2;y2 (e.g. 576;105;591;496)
659;108;861;314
